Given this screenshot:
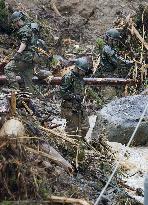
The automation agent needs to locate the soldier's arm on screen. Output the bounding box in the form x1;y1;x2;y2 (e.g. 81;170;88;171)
17;42;26;53
17;25;32;51
60;74;74;100
105;46;133;67
14;26;32;60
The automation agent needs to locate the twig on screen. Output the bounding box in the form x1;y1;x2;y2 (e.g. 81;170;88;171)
125;198;129;205
3;178;15;199
30;167;39;191
75;146;79;169
50;0;63;17
39;126;79;145
129;24;148;50
140;10;145;63
10;91;16;115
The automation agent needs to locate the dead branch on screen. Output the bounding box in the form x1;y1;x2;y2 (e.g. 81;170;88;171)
25;146;74;174
48;195;91;205
10;91;16;115
129;24;148;50
39;126;79;145
50;0;63;17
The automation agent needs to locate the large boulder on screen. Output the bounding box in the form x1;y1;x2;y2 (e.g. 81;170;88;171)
91;95;148;145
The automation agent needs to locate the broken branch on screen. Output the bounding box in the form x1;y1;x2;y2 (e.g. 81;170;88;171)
47;195;91;205
25;146;74;174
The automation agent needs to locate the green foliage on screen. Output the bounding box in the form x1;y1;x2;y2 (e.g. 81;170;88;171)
95;37;105;53
144;79;148;88
50;56;59;67
0;202;12;205
0;0;8;22
86;87;103;107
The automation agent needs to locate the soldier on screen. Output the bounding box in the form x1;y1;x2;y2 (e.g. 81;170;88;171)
4;11;40;93
60;57;90;139
96;28;133;78
95;28;134;102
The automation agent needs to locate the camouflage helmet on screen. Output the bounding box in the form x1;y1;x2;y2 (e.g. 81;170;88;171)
105;28;121;40
75;57;89;72
10;11;24;23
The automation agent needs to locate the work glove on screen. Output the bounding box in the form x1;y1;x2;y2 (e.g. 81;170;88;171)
48;55;53;62
74;95;83;102
13;52;22;61
125;60;134;67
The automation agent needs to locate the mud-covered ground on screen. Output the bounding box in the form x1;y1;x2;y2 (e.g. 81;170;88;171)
7;0;148;43
0;0;147;204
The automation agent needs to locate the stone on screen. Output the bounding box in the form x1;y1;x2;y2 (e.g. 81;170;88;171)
0;93;10;128
91;95;148;146
0;118;25;140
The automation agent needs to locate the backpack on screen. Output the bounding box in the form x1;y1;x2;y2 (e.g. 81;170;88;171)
30;22;48;51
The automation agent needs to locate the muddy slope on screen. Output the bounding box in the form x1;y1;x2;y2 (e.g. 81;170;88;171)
7;0;148;42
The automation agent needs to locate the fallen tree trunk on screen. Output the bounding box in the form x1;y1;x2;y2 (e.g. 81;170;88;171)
0;75;137;86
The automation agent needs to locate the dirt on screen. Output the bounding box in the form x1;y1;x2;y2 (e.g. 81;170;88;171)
6;0;148;43
0;0;147;204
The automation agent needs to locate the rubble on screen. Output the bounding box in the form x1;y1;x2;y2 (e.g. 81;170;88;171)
0;0;147;204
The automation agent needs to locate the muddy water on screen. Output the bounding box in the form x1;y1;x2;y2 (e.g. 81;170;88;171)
86;115;97;141
88;115;147;203
109;142;147;203
53;114;147;203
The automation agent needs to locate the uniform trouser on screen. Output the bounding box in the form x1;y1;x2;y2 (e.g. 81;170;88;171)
61;101;89;138
4;60;35;93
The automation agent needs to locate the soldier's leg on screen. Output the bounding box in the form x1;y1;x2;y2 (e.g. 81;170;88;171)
61;101;80;136
4;60;19;89
62;108;78;135
100;85;117;104
18;62;35;93
79;108;89;138
66;108;89;138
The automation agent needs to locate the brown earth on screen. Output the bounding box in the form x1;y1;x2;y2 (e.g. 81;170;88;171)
7;0;148;43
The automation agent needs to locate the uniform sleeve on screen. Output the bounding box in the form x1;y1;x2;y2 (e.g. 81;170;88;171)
104;45;132;68
18;25;32;45
60;73;74;100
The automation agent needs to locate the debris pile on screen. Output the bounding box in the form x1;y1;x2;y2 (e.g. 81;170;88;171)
0;92;143;204
0;1;147;204
112;5;147;85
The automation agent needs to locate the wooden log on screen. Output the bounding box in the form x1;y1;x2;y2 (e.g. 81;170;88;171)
25;146;74;174
7;198;91;205
47;195;91;205
41;143;74;173
0;75;137;86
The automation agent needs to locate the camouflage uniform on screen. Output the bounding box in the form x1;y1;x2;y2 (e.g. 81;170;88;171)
96;44;133;78
60;70;89;138
4;22;37;93
95;44;133;103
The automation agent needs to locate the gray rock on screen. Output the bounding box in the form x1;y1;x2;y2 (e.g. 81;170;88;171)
91;95;148;145
0;94;10;128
